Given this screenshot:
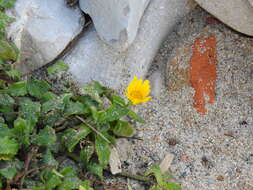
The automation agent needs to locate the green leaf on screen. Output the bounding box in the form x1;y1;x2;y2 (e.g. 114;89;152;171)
5;70;22;80
0;0;16;10
0;79;5;88
145;165;163;187
0;40;17;60
99;104;129;123
87;163;103;180
0;93;14;112
80;144;94;164
128;185;134;190
8;80;27;96
58;168;82;190
149;185;162;190
32;126;56;147
41;92;57;102
45;172;62;190
110;94;127;106
0;12;15;32
64;101;85;117
42;149;58;168
113;120;135;137
47;61;69;75
0;137;19;160
163;183;182;190
95;135;111;168
19;98;41;126
83;81;106;104
79;180;93;190
128;110;145;124
0;122;11;138
42;98;64;114
12;118;32;146
0;161;17;179
27;78;51;99
62;125;91;152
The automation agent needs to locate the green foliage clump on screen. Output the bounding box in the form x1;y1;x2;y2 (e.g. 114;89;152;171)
0;71;144;189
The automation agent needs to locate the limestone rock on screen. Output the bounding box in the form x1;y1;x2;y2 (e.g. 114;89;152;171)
64;0;194;89
7;0;84;74
248;0;253;7
195;0;253;36
79;0;150;50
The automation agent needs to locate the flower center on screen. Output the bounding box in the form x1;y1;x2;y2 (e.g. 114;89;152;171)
130;90;143;100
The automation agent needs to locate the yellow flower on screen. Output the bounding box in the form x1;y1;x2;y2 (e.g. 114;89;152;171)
125;76;151;105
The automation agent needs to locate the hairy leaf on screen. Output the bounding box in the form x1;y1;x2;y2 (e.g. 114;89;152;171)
32;126;56;147
99;104;129;123
42;149;58;168
19;98;41;126
145;165;164;187
27;78;51;99
47;61;69;75
0;0;16;10
80;144;94;164
64;101;85;117
163;183;182;190
62;125;91;152
113;120;135;137
0;93;14;112
95;136;111;168
12;118;32;146
128;110;145;123
5;70;22;80
0;40;17;60
0;137;19;160
8;81;27;96
87;163;103;180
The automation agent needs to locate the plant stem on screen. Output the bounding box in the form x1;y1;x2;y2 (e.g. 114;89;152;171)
76;115;111;144
117;172;151;183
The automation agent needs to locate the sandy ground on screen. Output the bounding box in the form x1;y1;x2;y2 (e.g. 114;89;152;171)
123;7;253;190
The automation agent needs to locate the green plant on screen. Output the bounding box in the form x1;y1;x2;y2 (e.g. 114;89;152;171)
0;1;183;189
145;165;182;190
0;71;146;189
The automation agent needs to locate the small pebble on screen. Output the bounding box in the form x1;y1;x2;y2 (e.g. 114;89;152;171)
217;175;224;181
167;138;178;146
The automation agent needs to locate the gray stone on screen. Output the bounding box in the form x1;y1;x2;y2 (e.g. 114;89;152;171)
64;0;195;89
249;0;253;7
7;0;84;74
79;0;150;50
195;0;253;36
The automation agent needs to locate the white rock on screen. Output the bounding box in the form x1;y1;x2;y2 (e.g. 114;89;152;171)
248;0;253;7
79;0;150;50
64;0;195;89
195;0;253;36
7;0;84;73
159;153;174;174
109;147;122;175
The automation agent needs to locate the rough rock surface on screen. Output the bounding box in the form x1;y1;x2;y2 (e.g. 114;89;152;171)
195;0;253;36
7;0;84;74
79;0;150;50
64;0;195;89
249;0;253;7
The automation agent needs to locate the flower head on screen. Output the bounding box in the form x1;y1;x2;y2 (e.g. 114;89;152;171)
125;76;151;105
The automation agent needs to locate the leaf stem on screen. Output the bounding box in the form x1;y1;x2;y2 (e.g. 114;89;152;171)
117;171;151;183
76;115;111;144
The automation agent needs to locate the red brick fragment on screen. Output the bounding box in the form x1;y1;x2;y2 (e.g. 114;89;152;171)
206;17;221;24
189;35;217;114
